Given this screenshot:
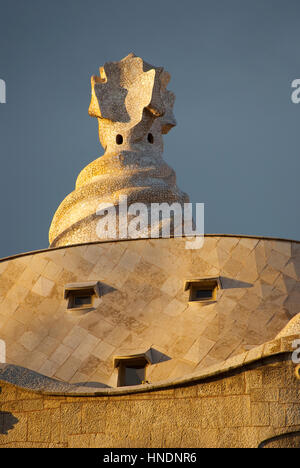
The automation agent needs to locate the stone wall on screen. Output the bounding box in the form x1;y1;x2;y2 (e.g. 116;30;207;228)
0;348;299;448
0;235;299;386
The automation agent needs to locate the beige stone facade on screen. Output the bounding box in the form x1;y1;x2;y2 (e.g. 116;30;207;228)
0;235;299;387
0;336;299;448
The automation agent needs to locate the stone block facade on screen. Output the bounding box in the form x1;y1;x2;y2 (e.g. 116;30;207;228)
0;343;299;448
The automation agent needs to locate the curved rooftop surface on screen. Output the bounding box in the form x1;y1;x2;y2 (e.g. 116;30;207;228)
0;234;299;386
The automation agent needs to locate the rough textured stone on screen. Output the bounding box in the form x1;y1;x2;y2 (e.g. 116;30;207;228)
0;354;299;448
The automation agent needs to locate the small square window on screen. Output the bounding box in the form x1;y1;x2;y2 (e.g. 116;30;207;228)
122;364;145;386
184;277;221;304
74;295;93;307
71;292;93;308
114;355;150;387
64;281;101;312
195;289;213;300
68;289;94;310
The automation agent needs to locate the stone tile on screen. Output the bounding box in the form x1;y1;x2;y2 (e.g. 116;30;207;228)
165;335;198;359
50;344;73;366
0;262;8;275
104;325;131;347
279;388;300;404
222;257;243;278
253;281;274;299
60;402;82;442
32;277;55;297
184;336;215;364
230;243;252;264
209;333;243;361
238;291;261;311
69;371;90;384
63;327;90;350
244;344;264;363
167;360;196;380
217;237;240;254
203;249;220;269
215;247;231;270
286;405;300;426
94;359;113;377
6;342;28;363
78;355;102;376
89;318;114;340
267;250;289;272
19;330;44;352
43;261;63;281
56;268;78;286
0;318;26;342
218;296;236;313
35;297;61;316
282;261;299;281
160;276;182;297
239;238;259;251
81;244;105;264
118;249;141;272
221;352;246;370
251;402;270;426
54;356;82;381
39;359;60;378
24;351;48;371
1;298;18;316
5;283;29;304
4;261;27;282
269;402;286;428
108;265;132;289
201;317;220;343
237;262;259;283
0;276;14;298
17;268;40;289
163;298;187;317
260;265;281;285
263;340;281;357
72;334;99;361
202;395;251;428
48;317;74;341
272;241;292;257
92;340;115;361
23;290;44;308
87;255;115;279
274;273;296;294
134;259;168;286
250;388;278;402
252;242;268;273
197;355;221;371
28;255;49;275
202;236;219;253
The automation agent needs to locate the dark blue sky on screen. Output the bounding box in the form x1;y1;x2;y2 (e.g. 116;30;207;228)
0;0;299;258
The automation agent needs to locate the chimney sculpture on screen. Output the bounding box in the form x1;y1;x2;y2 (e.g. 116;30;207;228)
49;53;189;247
